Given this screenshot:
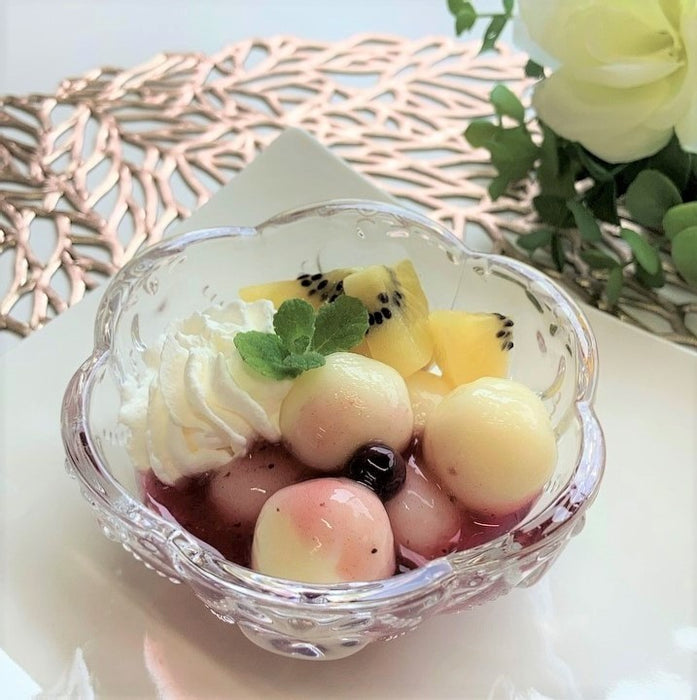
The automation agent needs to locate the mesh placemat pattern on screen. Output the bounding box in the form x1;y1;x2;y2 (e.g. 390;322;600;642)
1;35;695;346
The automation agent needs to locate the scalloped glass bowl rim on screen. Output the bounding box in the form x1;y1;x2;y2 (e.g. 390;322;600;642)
62;198;604;607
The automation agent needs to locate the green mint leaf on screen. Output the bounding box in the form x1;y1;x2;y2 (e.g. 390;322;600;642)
273;298;316;354
606;267;624;306
311;295;369;355
233;331;292;380
236;293;370;380
663;202;697;240
480;15;508;52
567;200;603;242
672;226;697;288
625;169;682;229
525;59;545;78
447;0;467;14
282;351;326;375
620;228;661;276
491;84;525;124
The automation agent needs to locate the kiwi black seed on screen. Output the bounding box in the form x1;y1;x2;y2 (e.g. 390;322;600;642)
294;271;347;302
349;268;411;336
496;314;515;352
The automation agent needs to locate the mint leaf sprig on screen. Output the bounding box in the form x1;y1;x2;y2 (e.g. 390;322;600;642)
233;296;369;380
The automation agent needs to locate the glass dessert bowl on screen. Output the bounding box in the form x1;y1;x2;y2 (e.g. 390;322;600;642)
61;199;605;660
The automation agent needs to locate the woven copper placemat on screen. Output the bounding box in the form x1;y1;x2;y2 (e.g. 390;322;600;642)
1;35;695;348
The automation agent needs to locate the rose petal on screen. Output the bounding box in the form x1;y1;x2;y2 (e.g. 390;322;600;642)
532;70;673;162
575;58;681;89
518;0;579;63
675;9;697;152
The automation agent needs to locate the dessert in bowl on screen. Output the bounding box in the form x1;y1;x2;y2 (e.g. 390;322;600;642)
61;199;604;660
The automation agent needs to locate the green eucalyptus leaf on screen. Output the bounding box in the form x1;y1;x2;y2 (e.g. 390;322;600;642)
488;174;509;200
491;84;525;123
447;0;466;13
635;262;665;289
465;119;499;148
620;228;661;275
614;160;650;197
536;126;560;192
551;234;566;272
672;225;697;288
606;267;624;306
534;195;573;228
647;136;692;192
663;202;697;240
537;125;578;199
581;249;619;270
585;181;620;224
575;145;615;183
517;228;553;251
487;126;539;181
525;59;545;78
455;6;477;34
625;169;683;229
480;15;508;52
567;200;603;242
503;0;514;14
484;126;539;199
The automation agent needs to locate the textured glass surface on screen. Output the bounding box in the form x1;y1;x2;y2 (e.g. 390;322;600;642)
61;200;605;660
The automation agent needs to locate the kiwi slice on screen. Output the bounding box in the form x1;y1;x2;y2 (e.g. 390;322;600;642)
239;268;356;309
429;310;514;386
342;260;433;377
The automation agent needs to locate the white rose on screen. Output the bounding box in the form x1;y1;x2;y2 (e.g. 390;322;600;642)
517;0;697;163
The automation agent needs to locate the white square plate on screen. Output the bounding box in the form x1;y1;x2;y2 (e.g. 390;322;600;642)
1;129;695;698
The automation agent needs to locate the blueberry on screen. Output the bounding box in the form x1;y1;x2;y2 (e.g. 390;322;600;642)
346;442;406;501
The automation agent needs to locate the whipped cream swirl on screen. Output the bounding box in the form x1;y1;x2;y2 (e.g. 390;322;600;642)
120;300;292;485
